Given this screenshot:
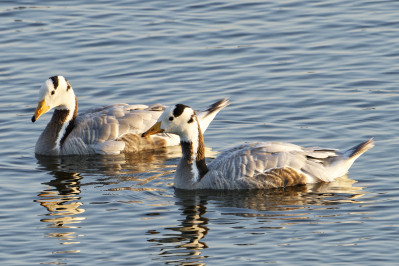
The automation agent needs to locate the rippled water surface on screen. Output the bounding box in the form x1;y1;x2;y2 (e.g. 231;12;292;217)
1;0;399;265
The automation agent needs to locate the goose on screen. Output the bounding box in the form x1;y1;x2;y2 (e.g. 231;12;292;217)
31;76;229;156
142;103;374;190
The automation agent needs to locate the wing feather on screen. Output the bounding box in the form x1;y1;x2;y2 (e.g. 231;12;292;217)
205;142;339;188
62;103;168;154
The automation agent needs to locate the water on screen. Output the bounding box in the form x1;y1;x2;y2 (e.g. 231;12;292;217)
1;0;399;265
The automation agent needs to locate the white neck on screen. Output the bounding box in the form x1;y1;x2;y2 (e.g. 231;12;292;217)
54;88;76;112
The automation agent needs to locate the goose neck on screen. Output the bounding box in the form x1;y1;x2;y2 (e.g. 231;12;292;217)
35;96;78;155
179;122;209;183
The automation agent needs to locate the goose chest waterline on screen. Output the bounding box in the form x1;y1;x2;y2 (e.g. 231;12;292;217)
31;76;229;156
142;103;374;190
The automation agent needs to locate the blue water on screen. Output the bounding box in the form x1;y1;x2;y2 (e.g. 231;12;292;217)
1;0;399;265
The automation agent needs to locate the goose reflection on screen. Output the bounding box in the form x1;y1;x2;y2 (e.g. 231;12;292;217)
147;191;210;266
35;155;86;248
34;147;184;225
33;149;184;254
201;176;366;214
148;176;365;265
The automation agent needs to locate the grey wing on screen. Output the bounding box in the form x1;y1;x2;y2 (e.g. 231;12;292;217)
208;142;306;177
300;147;342;182
114;103;166;135
205;142;338;189
64;103;167;154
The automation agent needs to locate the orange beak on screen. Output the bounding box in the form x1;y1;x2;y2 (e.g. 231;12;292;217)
31;99;50;122
142;121;164;137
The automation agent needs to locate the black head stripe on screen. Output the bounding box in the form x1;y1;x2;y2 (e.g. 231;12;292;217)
188;115;194;123
173;104;188;118
50;76;59;90
66;78;71;91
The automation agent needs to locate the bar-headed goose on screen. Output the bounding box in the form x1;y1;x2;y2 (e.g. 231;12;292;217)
142;103;374;190
31;76;229;156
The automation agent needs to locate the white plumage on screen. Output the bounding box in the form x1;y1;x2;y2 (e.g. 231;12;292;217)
142;103;374;190
31;76;229;156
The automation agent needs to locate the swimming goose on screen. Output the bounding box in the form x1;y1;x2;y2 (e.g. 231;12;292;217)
142;104;374;190
31;76;229;156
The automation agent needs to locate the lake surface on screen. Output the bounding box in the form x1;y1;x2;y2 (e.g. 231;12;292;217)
1;0;399;265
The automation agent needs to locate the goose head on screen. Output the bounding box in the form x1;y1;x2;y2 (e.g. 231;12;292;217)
142;104;199;142
32;76;76;122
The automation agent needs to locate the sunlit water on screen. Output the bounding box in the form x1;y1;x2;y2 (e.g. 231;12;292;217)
1;0;399;265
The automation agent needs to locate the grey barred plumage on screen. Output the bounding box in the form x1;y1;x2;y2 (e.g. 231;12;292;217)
32;76;229;156
142;103;374;190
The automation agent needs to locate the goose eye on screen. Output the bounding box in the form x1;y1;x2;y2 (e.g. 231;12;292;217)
51;90;55;95
169;116;174;121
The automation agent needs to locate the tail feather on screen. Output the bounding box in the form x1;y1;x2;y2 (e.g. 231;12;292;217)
344;138;374;160
323;138;374;181
197;97;230;133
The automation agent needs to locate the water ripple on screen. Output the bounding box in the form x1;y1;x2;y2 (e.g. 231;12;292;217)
1;0;399;265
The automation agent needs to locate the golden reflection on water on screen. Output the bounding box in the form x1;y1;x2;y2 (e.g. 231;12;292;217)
33;147;185;254
34;150;366;265
148;176;366;265
34;158;85;254
147;195;209;266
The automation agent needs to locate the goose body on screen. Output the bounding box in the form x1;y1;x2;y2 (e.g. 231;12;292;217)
142;104;374;190
31;76;229;156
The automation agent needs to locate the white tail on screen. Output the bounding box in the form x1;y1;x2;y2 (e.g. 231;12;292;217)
197;98;230;133
321;138;374;181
